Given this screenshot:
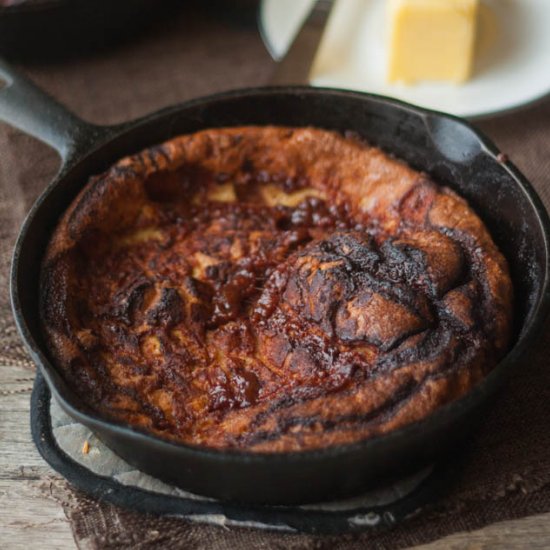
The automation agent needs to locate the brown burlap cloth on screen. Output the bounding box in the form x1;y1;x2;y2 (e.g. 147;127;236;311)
1;7;549;549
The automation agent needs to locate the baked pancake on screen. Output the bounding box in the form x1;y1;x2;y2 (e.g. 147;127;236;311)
40;126;513;452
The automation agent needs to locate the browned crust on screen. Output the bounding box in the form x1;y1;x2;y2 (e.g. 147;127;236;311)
40;126;513;452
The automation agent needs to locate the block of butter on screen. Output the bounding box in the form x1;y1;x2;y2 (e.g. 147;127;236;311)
388;0;479;84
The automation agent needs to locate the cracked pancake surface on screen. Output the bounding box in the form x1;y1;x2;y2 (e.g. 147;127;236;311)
41;126;513;452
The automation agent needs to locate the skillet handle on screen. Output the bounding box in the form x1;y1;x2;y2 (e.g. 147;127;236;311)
0;58;105;165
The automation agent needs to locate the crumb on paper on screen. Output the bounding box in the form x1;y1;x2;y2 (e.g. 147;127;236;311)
497;153;509;163
82;440;90;454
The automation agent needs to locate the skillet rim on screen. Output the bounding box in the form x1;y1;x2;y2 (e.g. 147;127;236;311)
10;85;550;464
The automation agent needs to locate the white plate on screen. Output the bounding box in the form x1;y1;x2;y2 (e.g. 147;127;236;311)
259;0;550;119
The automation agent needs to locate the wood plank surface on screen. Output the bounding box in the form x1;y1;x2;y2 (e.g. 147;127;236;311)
0;364;74;549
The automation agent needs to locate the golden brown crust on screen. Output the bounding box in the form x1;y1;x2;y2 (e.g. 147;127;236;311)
40;126;513;452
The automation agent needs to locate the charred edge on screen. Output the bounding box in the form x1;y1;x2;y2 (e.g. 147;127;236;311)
241;378;419;446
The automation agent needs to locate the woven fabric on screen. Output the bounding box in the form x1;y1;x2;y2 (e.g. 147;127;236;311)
0;6;549;549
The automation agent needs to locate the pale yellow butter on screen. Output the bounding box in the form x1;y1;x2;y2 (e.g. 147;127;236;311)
388;0;479;84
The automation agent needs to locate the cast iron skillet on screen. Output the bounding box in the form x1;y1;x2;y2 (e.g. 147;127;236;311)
2;59;550;505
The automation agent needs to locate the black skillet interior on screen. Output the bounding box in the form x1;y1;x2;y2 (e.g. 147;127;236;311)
5;70;550;504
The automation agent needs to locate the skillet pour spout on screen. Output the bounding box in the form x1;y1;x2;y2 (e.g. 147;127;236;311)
2;58;549;504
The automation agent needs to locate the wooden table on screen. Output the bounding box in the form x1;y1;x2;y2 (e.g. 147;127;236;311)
1;362;549;548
